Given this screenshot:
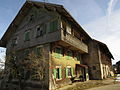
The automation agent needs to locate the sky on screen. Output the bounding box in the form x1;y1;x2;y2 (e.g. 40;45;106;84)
0;0;120;64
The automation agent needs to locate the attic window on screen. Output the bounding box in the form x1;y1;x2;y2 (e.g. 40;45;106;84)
12;37;18;47
29;14;34;22
50;20;58;32
24;31;30;41
36;24;46;37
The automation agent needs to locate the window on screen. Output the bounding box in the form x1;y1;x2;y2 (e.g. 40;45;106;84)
50;20;58;32
53;66;62;80
24;31;30;41
24;49;30;57
54;47;62;58
66;24;71;34
66;50;73;59
12;37;18;47
36;47;42;57
36;24;46;37
66;66;74;78
93;66;96;70
76;53;82;63
29;14;34;22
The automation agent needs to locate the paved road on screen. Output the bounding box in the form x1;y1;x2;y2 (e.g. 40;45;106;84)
86;83;120;90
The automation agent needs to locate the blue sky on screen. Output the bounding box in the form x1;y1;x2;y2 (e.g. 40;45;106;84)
0;0;120;64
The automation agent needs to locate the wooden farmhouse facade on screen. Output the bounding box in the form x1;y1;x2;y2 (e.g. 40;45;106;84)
0;1;114;90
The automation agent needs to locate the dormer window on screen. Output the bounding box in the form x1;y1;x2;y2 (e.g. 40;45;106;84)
36;24;46;37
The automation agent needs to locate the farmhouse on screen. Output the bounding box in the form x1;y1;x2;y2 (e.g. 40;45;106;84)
0;1;114;90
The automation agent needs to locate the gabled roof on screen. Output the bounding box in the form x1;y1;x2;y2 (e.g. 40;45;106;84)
93;39;114;59
0;1;91;47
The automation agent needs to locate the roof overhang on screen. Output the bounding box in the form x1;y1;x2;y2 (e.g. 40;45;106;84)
0;1;91;48
93;39;114;60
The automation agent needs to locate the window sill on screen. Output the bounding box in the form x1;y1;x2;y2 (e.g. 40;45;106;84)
56;78;62;81
67;76;72;78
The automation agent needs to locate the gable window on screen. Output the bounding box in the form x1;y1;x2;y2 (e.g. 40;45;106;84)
66;66;74;78
53;66;62;80
54;47;62;58
29;14;34;22
66;50;73;59
50;20;58;32
24;31;30;41
36;24;46;37
12;37;18;47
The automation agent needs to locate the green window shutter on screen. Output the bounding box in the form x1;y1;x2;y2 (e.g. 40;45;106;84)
55;48;62;58
66;68;68;78
53;20;58;31
36;47;42;56
24;49;29;57
24;31;30;41
50;21;54;32
43;24;46;35
59;68;62;79
53;69;56;79
71;68;74;77
50;20;58;32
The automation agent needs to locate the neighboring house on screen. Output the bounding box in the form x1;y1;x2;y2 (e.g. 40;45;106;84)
0;1;114;90
116;61;120;74
83;39;114;80
113;64;117;74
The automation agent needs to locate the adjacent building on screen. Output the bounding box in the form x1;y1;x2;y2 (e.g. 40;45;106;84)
83;39;114;80
0;1;114;90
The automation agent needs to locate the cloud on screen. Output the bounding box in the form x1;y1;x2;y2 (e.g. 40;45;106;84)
107;0;118;18
83;9;120;64
48;0;104;25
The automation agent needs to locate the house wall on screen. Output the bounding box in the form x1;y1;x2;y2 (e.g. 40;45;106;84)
6;7;61;54
100;52;114;78
5;44;50;90
49;44;82;89
4;7;61;90
83;40;103;80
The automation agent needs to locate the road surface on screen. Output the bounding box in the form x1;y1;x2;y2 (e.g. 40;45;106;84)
86;83;120;90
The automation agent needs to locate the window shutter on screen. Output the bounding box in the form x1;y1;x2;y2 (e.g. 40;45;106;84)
24;31;30;41
53;69;56;79
53;20;58;31
66;68;68;78
71;68;74;77
43;24;46;34
24;49;29;57
59;68;62;79
36;47;42;57
50;21;54;32
50;20;58;32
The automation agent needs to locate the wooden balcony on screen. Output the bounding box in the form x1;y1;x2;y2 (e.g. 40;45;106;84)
60;29;88;53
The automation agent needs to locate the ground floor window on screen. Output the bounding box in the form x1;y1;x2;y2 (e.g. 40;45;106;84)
54;66;62;80
66;66;73;78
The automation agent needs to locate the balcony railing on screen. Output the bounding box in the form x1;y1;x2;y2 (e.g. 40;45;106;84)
61;29;88;53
